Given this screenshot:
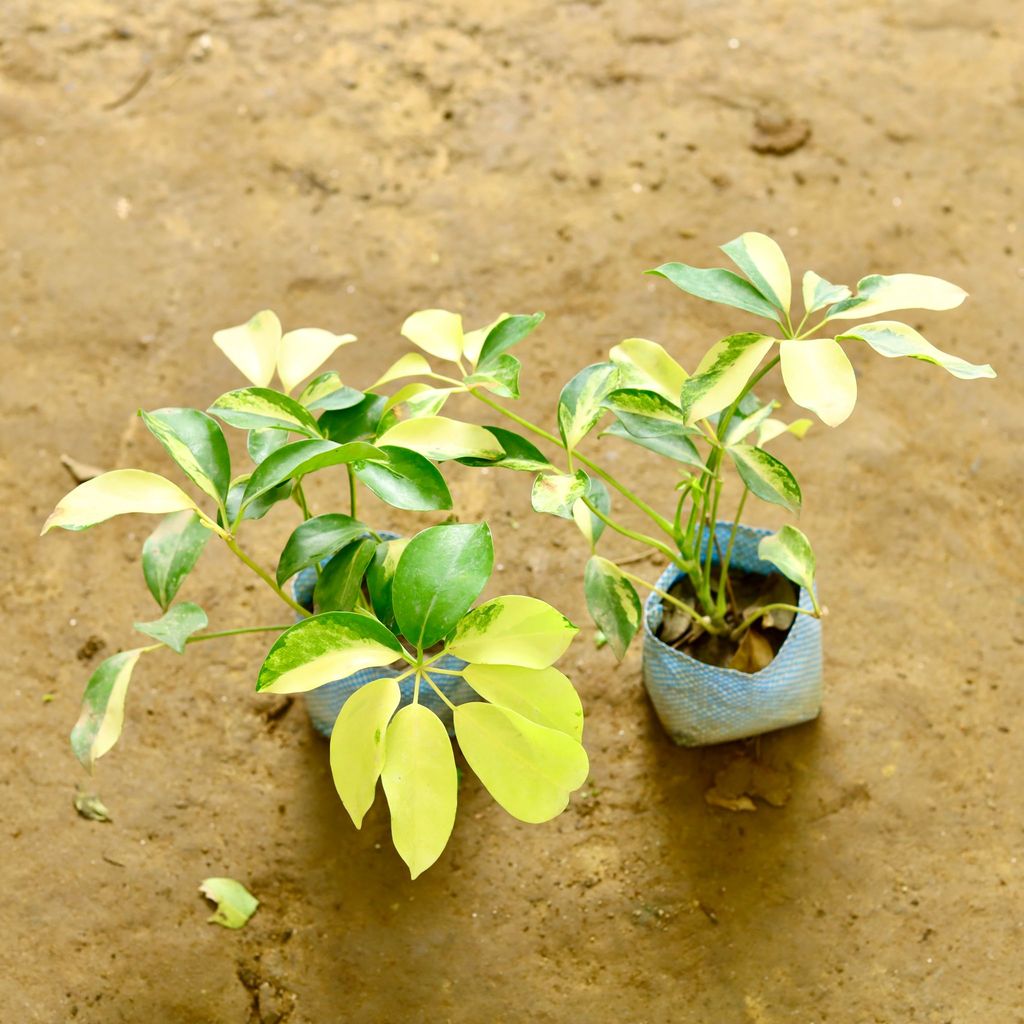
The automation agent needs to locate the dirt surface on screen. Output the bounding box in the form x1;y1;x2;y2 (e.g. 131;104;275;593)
2;2;1022;1021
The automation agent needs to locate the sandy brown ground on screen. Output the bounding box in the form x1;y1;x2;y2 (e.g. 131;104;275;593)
2;1;1023;1021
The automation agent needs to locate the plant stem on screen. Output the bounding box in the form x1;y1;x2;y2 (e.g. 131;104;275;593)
617;567;706;626
347;466;358;518
729;603;817;640
582;498;691;573
224;536;310;618
294;483;313;521
469;387;676;538
186;624;291;644
716;487;748;617
422;672;457;711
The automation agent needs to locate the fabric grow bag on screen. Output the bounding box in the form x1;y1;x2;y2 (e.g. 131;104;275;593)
642;521;823;746
293;558;476;739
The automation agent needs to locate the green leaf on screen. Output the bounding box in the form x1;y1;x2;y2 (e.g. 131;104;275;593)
140;407;231;505
319;393;387;443
602;420;704;468
276;513;369;586
802;271;851;314
456;426;553;472
836;320;995;380
721;232;792;313
313;538;377;612
199;878;259;929
301;375;365;412
464;354;521;398
142;511;211;610
240;439;382;512
601;387;688;437
382;703;458;879
330;676;401;828
678;333;775;425
70;649;145;768
825;273;967;321
256;612;403;694
476;312;545;370
571;476;610;548
647;263;781;320
727;444;802;514
224;475;292;524
133;602;208;655
758;524;816;596
461;664;584;740
532;470;589;520
557;362;619;450
393;524;494;650
208;387;322;436
583;556;642;660
365;538;411;629
608;337;688;402
454;703;589;823
375;416;503;461
354;445;453;511
448;596;578;669
42;470;198;534
247;427;291;465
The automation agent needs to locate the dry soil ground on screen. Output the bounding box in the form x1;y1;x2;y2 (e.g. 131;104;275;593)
2;1;1023;1022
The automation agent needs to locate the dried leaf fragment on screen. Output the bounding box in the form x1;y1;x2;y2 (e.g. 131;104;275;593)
200;877;259;929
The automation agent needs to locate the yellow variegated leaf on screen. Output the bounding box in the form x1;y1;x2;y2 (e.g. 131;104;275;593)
756;417;813;446
212;310;281;388
722;232;792;313
802;271;851;315
836;321;995;380
381;703;457;878
382;382;436;415
448;596;578;669
608;338;688;402
375;416;503;461
780;338;857;428
371;352;434;388
681;334;775;425
454;703;589;823
330;676;401;828
42;470;198;534
277;328;356;393
70;648;145;767
400;309;464;362
825;273;966;321
462;663;584;740
463;313;509;366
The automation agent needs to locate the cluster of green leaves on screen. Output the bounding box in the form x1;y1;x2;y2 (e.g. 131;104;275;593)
258;521;586;877
44;308;589;877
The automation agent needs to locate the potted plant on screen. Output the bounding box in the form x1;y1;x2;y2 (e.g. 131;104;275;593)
43;310;588;877
389;233;996;745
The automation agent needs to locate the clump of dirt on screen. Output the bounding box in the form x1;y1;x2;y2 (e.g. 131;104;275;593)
655;570;798;672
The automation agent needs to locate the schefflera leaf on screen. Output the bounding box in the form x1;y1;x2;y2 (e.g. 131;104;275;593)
208;387;322;437
365;537;410;629
461;664;584;741
608;337;688;402
824;273;966;322
382;704;458;879
140;407;231;506
256;613;403;694
678;333;775;425
557;362;620;450
42;470;198;534
71;649;145;768
375;416;504;462
647;262;781;321
836;321;995;380
354;445;452;511
583;556;642;660
454;703;589;824
142;510;211;610
392;523;494;650
758;524;817;598
448;596;578;669
313;538;377;613
276;513;369;587
134;602;208;654
721;231;792;314
330;676;401;828
727;444;802;514
779;337;857;428
532;469;589;520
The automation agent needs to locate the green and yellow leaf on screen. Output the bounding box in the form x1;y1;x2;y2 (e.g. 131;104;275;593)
462;664;584;741
758;524;817;599
448;596;578;669
400;309;464;362
583;556;642;660
802;271;851;314
212;310;281;388
647;263;781;321
679;333;775;425
199;878;259;929
532;470;589;520
277;327;356;393
140;408;231;505
721;232;792;313
608;337;688;402
727;444;802;514
142;511;211;610
133;601;208;654
208;387;322;436
375;416;503;462
70;648;145;768
557;362;620;450
779;337;857;427
825;273;966;321
836;320;995;380
372;352;435;389
329;676;401;828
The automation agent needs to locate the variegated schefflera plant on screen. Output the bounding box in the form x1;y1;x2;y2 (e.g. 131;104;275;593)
380;233;996;661
42;310;589;878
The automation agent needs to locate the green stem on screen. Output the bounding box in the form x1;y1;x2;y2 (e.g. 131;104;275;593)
730;603;816;640
294;483;313;521
422;672;457;711
347;466;358;518
716;487;749;617
186;624;291;644
617;567;706;626
224;537;310;618
582;498;691;573
469;388;676;538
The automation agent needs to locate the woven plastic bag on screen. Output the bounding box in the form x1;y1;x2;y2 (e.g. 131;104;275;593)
642;522;823;746
292;560;477;738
